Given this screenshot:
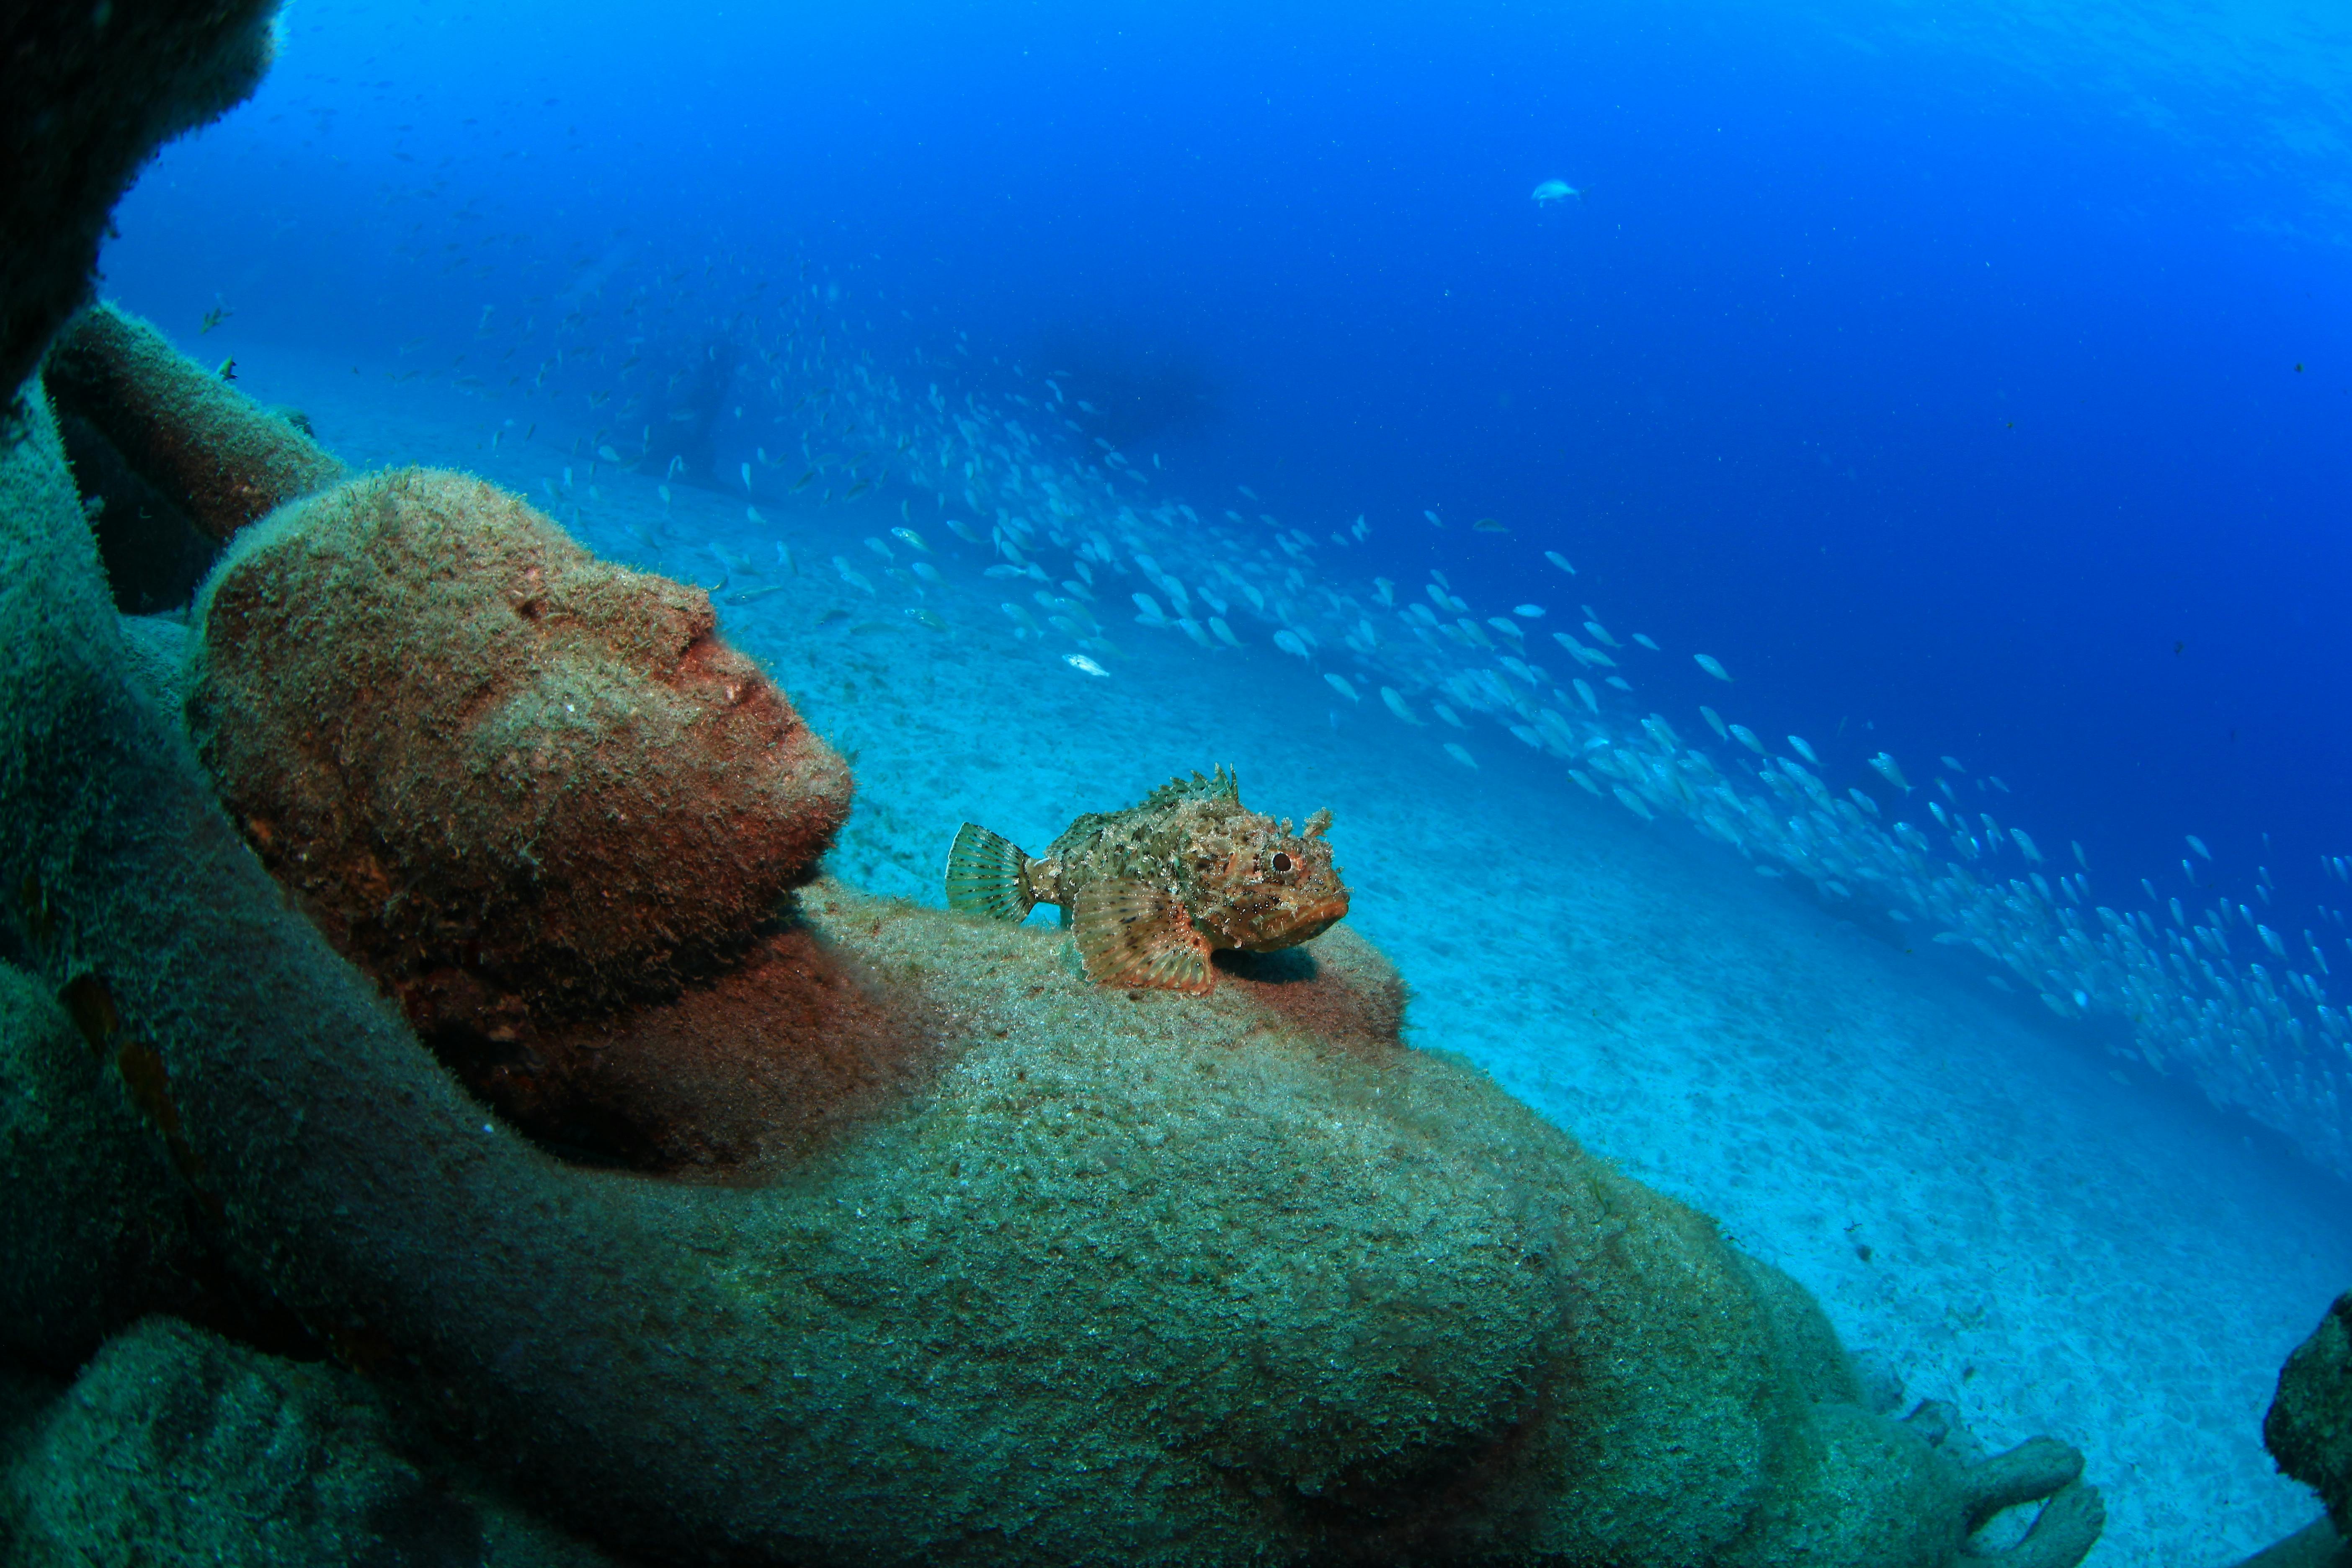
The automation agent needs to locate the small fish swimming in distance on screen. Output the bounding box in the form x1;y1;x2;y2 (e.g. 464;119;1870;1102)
1064;652;1110;677
1532;179;1582;205
944;766;1348;994
1694;653;1733;682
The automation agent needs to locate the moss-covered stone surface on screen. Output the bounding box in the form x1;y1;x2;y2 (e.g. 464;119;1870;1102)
188;466;852;1030
1;1317;615;1568
2270;1294;2352;1541
0;2;278;404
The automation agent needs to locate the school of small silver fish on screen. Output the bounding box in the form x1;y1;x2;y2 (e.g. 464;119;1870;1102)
419;244;2347;1182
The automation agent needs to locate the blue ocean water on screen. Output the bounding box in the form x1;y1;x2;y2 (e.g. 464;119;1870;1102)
92;0;2352;1558
116;0;2352;901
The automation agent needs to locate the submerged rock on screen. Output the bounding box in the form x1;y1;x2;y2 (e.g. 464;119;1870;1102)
2269;1293;2352;1544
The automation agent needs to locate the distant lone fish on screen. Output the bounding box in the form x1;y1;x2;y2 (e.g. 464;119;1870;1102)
1532;179;1583;205
944;767;1348;994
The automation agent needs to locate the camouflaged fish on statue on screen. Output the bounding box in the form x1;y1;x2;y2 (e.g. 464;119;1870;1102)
944;766;1350;994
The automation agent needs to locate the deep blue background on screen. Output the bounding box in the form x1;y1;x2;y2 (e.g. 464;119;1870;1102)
106;0;2352;921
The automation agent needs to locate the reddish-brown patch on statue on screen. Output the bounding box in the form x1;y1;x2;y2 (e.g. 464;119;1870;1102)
1210;924;1408;1060
427;921;944;1179
190;468;853;1030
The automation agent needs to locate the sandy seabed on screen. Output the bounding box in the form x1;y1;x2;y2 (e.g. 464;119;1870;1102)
201;343;2352;1566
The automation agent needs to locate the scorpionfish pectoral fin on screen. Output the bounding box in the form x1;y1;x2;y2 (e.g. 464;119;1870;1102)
1075;879;1214;994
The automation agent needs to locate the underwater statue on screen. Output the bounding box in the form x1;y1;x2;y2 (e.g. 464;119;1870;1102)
0;304;2110;1568
0;6;2112;1565
187;461;853;1029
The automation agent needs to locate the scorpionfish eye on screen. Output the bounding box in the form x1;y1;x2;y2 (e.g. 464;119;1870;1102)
1271;851;1294;873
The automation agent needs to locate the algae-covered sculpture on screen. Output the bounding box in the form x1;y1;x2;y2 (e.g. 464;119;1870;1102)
178;464;862;1168
3;1317;613;1566
0;7;2107;1564
188;466;853;1030
45;302;345;544
946;764;1349;993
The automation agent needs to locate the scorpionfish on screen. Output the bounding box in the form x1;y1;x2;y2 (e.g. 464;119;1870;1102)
944;766;1349;993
